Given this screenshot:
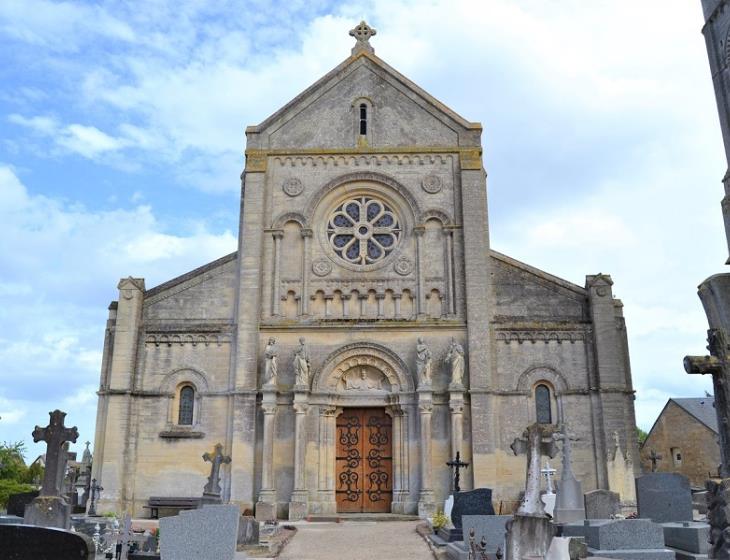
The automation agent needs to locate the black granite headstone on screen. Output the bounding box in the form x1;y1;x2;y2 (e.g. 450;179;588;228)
450;488;495;529
0;523;94;559
6;491;39;517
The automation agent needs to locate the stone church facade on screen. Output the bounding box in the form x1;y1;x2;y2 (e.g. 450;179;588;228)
91;23;639;519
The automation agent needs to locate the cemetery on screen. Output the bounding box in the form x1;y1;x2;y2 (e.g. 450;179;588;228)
4;3;730;560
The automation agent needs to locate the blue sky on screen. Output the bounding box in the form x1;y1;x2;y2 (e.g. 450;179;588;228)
0;0;723;460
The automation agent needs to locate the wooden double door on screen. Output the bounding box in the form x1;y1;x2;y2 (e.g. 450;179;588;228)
336;408;393;513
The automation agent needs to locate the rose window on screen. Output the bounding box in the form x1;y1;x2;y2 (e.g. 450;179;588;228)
327;196;401;265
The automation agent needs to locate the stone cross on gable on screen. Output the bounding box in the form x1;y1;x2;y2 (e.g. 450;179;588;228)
510;423;558;516
203;443;231;496
349;20;377;55
32;409;79;497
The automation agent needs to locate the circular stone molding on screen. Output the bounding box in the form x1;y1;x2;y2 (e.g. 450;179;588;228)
421;173;442;194
394;257;413;276
312;258;332;277
282;178;304;197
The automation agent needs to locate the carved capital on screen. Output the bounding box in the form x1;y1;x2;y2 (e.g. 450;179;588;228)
272;230;284;240
261;403;278;415
293;403;309;414
419;403;433;414
319;405;337;417
301;228;313;238
449;403;464;414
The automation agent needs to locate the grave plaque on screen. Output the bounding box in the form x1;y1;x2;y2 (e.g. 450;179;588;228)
0;523;94;560
584;489;620;519
159;504;239;560
450;488;495;530
636;472;693;523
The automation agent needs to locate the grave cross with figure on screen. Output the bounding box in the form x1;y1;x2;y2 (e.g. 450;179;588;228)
446;451;470;493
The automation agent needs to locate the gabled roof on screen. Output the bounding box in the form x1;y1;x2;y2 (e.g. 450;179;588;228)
246;48;481;140
671;397;718;434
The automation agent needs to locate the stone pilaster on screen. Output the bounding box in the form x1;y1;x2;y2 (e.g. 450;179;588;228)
449;389;465;460
417;389;435;517
271;230;284;317
256;389;278;520
289;390;309;520
316;406;338;514
300;228;312;316
414;226;426;319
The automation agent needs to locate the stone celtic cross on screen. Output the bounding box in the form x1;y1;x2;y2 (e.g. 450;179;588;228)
510;423;558;516
349;20;376;54
203;443;231;496
446;451;470;493
32;409;79;496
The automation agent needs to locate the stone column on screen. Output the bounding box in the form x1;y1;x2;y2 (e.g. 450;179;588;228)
449;390;465;461
393;293;402;319
256;389;278;520
391;407;410;514
289;391;309;520
359;294;367;318
301;229;312;316
417;390;435;517
341;294;350;318
445;226;456;316
414;226;426;318
271;230;284;317
317;406;337;513
376;293;385;318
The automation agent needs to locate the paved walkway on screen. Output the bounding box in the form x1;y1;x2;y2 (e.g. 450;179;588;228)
274;521;432;560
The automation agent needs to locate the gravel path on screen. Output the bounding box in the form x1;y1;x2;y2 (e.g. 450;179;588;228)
276;521;432;560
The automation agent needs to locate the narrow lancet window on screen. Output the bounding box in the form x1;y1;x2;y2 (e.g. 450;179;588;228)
179;385;194;425
359;103;367;135
535;384;552;424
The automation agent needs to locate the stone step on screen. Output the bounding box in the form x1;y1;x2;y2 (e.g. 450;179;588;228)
306;513;421;523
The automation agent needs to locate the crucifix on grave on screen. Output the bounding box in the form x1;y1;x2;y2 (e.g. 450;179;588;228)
648;449;663;473
24;409;79;529
510;423;558;517
88;478;103;516
446;451;470;493
202;443;231;502
32;409;79;497
685;328;730;477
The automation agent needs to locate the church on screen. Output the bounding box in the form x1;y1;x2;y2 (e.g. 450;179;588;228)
91;22;639;519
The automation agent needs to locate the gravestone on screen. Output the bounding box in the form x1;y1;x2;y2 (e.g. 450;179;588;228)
24;409;79;529
450;488;495;529
238;515;259;546
584;489;620;519
662;521;710;558
201;443;231;505
553;429;586;524
506;423;559;560
0;523;94;560
7;490;39;517
445;515;511;560
159;504;239;560
563;519;674;559
636;472;693;523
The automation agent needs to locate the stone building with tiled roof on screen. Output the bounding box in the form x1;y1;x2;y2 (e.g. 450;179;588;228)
641;397;720;486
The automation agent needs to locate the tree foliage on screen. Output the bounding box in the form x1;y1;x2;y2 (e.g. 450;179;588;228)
0;441;40;508
636;427;649;445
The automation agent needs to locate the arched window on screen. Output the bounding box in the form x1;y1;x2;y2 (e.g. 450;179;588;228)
359;103;368;135
178;385;195;425
535;384;552;424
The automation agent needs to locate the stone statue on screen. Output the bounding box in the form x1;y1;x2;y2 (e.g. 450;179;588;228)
263;338;278;386
293;337;310;387
445;337;465;386
416;337;432;387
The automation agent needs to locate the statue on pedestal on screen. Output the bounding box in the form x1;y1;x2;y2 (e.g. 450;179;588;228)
293;337;310;388
445;337;465;387
263;338;278;387
416;338;432;387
